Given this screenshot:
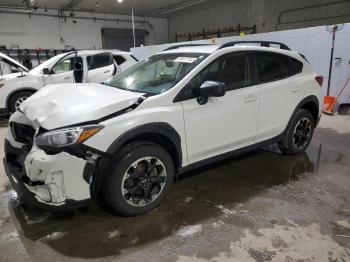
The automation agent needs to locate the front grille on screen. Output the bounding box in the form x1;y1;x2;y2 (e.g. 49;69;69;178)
9;122;35;144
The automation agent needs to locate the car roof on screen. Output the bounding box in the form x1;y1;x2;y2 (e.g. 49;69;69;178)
158;43;301;61
161;45;219;54
76;50;108;55
76;50;131;56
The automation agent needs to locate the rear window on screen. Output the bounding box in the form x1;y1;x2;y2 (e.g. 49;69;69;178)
87;53;113;70
254;52;303;84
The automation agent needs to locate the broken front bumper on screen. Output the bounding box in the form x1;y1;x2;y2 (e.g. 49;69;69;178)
4;139;91;211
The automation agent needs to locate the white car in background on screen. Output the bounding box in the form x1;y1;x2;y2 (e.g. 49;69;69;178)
0;50;138;116
0;52;29;81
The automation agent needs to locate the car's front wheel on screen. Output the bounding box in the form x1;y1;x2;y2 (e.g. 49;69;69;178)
8;91;34;114
100;141;175;216
278;109;315;155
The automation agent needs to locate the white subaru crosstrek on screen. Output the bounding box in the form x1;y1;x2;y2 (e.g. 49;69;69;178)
0;50;137;116
4;41;323;216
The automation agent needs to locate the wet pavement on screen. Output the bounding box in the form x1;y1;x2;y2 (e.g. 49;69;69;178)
0;116;349;262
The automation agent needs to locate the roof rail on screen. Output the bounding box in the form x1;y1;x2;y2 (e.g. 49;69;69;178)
163;44;212;51
218;41;291;50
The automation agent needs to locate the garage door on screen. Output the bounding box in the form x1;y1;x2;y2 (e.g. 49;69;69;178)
102;28;147;51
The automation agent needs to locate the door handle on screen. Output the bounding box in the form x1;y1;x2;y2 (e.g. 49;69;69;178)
104;70;111;73
64;76;72;80
244;95;257;103
292;87;302;93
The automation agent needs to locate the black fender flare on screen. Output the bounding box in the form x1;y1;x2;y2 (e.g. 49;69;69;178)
106;122;182;168
295;95;319;112
6;87;38;109
283;95;320;136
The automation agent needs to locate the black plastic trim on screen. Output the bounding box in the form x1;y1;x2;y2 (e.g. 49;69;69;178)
106;122;182;167
130;55;139;62
179;133;284;174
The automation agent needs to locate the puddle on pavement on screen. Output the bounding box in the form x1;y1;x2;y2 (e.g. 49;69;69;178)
2;143;345;258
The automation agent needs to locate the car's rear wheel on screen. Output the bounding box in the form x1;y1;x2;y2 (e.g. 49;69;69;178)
8;91;34;114
278;109;315;155
100;141;175;216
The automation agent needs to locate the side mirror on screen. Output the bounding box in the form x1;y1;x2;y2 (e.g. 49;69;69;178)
42;68;51;75
197;81;226;105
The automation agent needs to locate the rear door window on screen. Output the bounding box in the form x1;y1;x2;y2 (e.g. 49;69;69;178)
253;52;303;84
113;55;126;65
88;53;113;70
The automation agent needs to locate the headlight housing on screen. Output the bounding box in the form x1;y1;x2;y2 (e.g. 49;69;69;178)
35;125;104;148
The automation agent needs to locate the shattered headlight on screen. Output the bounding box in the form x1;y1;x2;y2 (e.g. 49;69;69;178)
35;125;104;148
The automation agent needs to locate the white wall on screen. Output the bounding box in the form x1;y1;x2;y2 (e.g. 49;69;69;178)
0;9;168;50
168;0;350;42
132;23;350;103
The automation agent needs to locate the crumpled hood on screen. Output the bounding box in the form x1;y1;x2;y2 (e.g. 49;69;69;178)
20;83;144;130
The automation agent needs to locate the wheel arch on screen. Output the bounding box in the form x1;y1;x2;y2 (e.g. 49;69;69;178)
6;87;38;109
279;95;320;140
295;95;319;125
106;122;182;172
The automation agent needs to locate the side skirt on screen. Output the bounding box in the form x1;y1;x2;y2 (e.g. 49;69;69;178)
178;133;284;174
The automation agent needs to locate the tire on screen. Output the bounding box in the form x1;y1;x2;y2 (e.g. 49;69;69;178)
278;109;315;155
99;141;175;216
8;91;34;114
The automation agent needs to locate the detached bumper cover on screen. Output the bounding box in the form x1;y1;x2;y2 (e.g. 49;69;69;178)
4;139;91;211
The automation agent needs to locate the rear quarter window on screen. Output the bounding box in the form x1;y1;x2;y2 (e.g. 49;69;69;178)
113;55;126;65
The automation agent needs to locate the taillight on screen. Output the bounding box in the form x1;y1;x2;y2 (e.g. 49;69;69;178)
315;76;323;87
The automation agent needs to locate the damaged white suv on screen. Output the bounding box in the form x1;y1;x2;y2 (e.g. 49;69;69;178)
4;41;323;216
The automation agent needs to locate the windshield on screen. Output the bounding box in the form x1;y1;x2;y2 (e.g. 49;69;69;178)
30;52;73;74
104;53;208;94
0;58;26;76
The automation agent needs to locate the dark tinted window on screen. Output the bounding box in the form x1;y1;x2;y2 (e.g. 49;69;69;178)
88;53;113;70
288;57;303;75
254;52;303;84
113;55;126;65
177;53;249;101
254;52;290;83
